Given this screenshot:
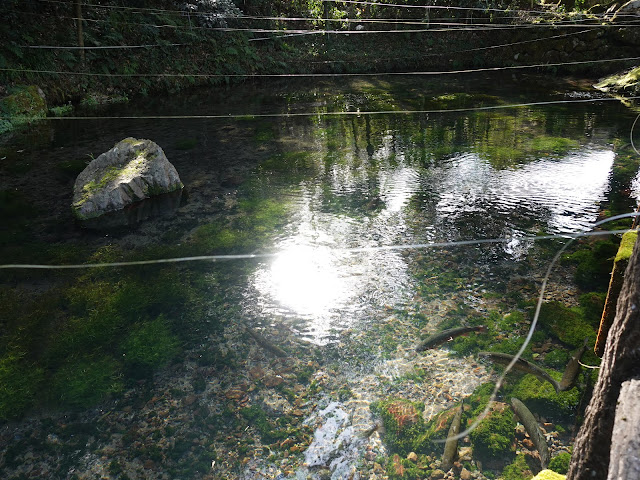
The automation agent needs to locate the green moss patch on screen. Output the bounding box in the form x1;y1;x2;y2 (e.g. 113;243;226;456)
0;85;47;118
615;230;637;263
537;301;598;348
501;453;534;480
50;355;124;407
372;398;434;456
468;403;516;461
121;315;181;377
548;451;571;474
510;373;580;420
596;66;640;95
0;350;44;419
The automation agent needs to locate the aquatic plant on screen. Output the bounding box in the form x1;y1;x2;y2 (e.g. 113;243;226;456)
174;137;198;150
510;374;580;420
562;240;618;291
468;403;516;460
500;453;534;480
50;355;123;407
385;453;432;480
121;315;181;377
548;451;571;474
0;350;44;420
372;399;433;456
537;301;598;348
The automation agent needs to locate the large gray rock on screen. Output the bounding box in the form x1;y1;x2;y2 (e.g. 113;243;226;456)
72;138;183;220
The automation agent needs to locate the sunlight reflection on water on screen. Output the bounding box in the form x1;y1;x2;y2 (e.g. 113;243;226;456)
269;244;350;316
436;147;614;233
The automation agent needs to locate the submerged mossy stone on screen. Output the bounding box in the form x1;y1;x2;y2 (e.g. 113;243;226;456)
538;301;597;348
510;373;580;420
373;398;434;456
468;402;516;461
71;138;183;220
531;469;566;480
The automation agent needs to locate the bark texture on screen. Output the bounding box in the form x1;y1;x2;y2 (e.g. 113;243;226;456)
607;379;640;479
567;240;640;479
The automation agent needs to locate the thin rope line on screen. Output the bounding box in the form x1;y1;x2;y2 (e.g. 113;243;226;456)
5;7;541;25
437;212;638;443
7;97;638;122
0;229;632;270
29;0;573;19
4;9;632;36
578;361;600;369
26;0;640;24
632;113;640;156
8;17;625;36
2;56;639;79
285;29;593;61
18;43;189;50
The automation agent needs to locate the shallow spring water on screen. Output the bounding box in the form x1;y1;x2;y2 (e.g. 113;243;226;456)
1;74;638;479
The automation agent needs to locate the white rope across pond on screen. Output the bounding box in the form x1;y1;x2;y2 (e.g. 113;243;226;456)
0;227;634;270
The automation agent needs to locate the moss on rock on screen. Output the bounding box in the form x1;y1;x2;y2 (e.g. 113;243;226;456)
501;453;534;480
510;373;580;420
531;469;566;480
596;66;640;96
372;398;434;456
468;402;516;461
548;451;571;474
538;301;598;348
615;230;637;262
0;85;47;118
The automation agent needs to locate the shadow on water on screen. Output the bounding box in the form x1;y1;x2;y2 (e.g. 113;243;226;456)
1;74;639;479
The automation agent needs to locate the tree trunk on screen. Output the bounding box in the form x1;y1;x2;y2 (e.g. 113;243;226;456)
75;0;85;63
567;239;640;479
607;379;640;479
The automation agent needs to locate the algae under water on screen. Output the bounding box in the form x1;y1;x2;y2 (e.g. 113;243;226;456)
1;74;639;479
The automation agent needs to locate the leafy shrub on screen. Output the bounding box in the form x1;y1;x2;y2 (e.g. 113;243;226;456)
180;0;241;28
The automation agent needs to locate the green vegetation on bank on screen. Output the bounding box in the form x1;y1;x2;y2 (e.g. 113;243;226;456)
1;0;637;109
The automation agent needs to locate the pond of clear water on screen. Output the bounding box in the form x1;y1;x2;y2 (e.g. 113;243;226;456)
1;74;638;479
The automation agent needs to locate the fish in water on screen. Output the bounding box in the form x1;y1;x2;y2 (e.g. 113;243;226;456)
478;351;560;393
358;421;382;439
416;325;487;352
441;403;463;471
511;397;550;468
244;325;288;358
558;339;589;391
